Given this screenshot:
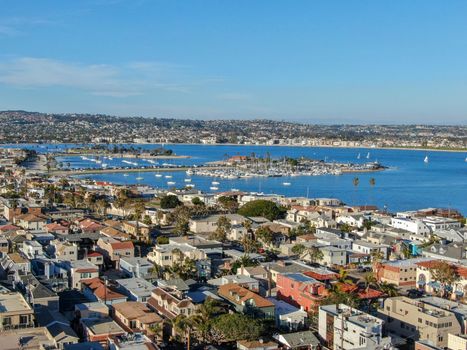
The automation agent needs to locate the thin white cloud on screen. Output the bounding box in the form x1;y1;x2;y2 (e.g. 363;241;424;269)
0;17;56;36
0;57;202;97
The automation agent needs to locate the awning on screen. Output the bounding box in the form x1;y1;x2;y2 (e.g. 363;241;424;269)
455;291;464;296
427;281;441;289
417;281;426;286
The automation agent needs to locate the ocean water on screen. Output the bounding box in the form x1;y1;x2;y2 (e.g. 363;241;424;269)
3;143;467;214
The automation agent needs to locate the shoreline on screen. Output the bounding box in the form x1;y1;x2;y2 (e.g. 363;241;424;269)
51;166;231;176
1;142;467;153
56;165;385;177
163;143;467;153
54;153;190;159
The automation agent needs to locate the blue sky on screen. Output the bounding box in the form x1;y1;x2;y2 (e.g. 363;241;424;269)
1;0;467;124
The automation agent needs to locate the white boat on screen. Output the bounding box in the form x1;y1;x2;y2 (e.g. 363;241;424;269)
167;181;176;185
464;157;467;162
186;184;195;188
212;181;220;185
186;169;194;175
184;178;192;182
165;175;172;179
136;176;144;180
282;182;291;186
424;155;429;163
210;186;219;191
357;153;361;159
231;188;240;191
366;152;370;159
123;173;129;177
155;174;162;177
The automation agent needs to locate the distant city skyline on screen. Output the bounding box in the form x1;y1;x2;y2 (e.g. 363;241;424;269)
1;0;467;124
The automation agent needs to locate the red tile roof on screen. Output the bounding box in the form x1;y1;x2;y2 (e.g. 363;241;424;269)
87;251;103;258
82;278;126;301
110;241;134;250
218;283;274;308
0;224;20;231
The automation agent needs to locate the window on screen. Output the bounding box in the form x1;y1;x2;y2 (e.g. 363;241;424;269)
418;318;422;323
2;317;11;326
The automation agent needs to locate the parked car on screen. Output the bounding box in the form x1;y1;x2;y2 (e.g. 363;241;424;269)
357;265;372;272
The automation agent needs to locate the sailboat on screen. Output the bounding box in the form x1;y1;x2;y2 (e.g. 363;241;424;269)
465;157;467;162
366;152;370;159
424;155;429;163
357;153;361;160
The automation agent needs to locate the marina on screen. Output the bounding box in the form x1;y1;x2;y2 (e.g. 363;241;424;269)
5;143;467;213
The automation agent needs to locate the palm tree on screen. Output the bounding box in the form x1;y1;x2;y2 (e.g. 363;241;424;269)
148;263;163;280
337;268;353;284
243;220;252;234
369;177;376;204
352;177;360;204
241;235;259;254
370;250;384;277
363;271;377;292
171;314;192;345
149;321;164;341
303;246;324;264
189;298;225;342
377;281;399;297
322;284;359;309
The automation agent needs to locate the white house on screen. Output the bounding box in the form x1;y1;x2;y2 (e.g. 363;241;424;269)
319;304;392;350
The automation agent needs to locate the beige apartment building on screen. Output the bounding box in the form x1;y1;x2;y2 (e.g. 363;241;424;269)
0;292;35;331
379;297;462;348
448;333;467;350
147;244;207;267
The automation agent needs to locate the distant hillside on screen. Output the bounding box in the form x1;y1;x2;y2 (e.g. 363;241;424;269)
0;110;465;148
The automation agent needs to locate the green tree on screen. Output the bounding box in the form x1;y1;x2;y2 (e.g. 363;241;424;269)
377;281;399;297
189;298;226;342
291;243;306;256
156;236;169;245
191;197;204;206
210;215;231;242
240;234;260;254
352;176;360;204
255;226;274;246
171;314;192;344
363;271;377;292
337;268;353;284
320;284;360;309
160;195;181;209
209;313;264;344
238;200;286;221
302;246;324;264
230;255;259;274
429;261;460;297
217;196;239;213
142;215;152;226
